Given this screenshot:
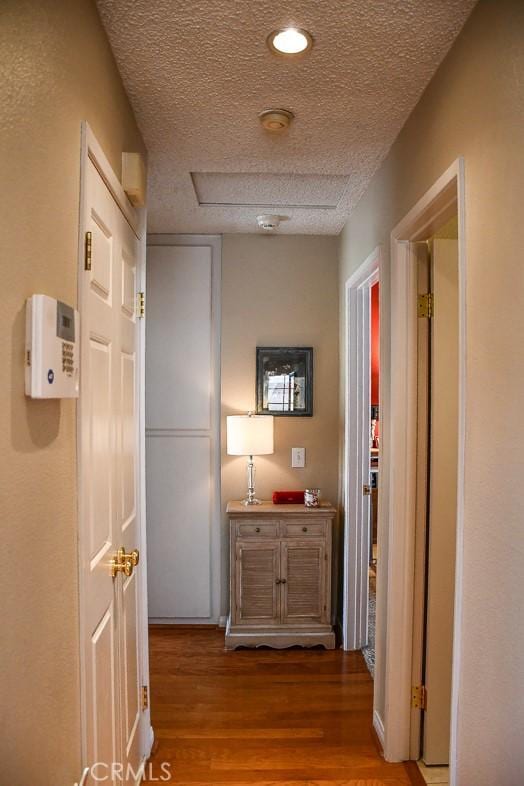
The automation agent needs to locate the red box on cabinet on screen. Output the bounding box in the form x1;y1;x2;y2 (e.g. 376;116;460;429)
272;490;305;504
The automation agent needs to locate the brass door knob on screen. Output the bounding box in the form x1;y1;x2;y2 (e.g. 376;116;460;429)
110;547;140;578
127;549;140;567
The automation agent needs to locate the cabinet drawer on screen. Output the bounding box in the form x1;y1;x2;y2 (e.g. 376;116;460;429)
281;520;327;538
234;520;279;538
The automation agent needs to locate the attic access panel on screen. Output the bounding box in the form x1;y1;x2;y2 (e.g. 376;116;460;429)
191;172;349;209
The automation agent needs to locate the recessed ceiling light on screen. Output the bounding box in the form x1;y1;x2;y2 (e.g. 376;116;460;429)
267;27;313;56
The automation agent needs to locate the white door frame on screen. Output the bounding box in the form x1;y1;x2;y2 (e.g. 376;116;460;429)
383;158;466;779
343;246;381;651
76;122;153;772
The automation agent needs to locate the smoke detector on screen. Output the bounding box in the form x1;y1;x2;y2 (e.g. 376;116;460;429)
259;108;294;132
257;214;281;232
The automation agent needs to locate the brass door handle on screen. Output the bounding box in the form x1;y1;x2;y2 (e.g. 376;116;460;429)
126;548;140;568
110;547;140;578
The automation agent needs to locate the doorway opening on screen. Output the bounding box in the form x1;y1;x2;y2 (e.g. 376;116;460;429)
361;280;380;677
383;160;466;782
412;227;459;785
342;246;381;678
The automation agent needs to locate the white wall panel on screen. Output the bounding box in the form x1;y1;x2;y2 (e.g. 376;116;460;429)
145;238;221;623
146;436;211;619
146;245;212;431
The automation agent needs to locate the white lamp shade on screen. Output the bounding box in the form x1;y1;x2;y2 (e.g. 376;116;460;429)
227;415;274;456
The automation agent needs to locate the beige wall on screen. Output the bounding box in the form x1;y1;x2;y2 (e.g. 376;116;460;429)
338;0;524;782
221;234;339;614
0;1;146;783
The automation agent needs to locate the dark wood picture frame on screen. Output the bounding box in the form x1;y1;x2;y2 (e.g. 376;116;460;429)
256;347;313;417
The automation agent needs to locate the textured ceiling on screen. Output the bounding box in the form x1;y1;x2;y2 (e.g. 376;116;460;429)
96;0;476;235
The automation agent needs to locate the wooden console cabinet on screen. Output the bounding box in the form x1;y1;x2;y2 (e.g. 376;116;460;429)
225;501;336;650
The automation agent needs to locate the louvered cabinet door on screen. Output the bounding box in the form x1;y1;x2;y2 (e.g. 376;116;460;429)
281;541;327;624
234;541;280;626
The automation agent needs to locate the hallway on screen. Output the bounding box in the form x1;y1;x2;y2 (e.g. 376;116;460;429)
148;628;424;784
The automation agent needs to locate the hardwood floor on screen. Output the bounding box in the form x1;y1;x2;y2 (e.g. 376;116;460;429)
148;627;424;785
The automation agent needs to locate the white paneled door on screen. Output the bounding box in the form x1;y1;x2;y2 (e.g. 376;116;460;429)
79;155;143;785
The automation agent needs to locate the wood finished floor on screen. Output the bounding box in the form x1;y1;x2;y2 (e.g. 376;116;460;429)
148;627;424;786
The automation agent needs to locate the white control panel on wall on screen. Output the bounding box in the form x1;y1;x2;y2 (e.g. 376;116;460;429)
25;294;80;399
292;447;306;468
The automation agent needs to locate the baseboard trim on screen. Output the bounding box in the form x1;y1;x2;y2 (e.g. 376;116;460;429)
218;615;227;628
149;619;218;627
373;709;385;750
147;724;155;756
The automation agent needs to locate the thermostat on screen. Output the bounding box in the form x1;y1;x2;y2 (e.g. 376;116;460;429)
25;294;80;398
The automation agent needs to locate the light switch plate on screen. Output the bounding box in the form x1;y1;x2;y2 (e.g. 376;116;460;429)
292;447;306;468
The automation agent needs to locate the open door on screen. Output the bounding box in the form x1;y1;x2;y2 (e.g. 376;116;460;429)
78;127;149;785
414;237;459;765
423;238;459;764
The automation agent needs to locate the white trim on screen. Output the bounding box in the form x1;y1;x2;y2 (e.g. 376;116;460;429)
136;215;153;759
449;160;467;786
383;159;466;776
76;122;150;767
373;710;386;750
146;234;222;625
342;246;381;651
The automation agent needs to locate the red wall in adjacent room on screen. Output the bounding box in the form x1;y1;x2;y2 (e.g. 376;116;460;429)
371;282;380;405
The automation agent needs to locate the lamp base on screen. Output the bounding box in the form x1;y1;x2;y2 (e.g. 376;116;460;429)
241;456;262;506
241;497;262;506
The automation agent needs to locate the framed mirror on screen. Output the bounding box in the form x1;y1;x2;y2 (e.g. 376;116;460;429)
256;347;313;417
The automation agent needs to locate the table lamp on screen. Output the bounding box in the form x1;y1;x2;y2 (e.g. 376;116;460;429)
227;413;274;505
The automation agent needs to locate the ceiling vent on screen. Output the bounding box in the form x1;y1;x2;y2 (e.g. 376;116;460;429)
259;109;294;132
257;214;280;231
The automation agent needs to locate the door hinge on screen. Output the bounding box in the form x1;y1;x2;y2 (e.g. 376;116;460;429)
363;484;372;496
136;291;145;319
418;293;434;319
411;684;427;710
141;684;149;711
84;231;92;271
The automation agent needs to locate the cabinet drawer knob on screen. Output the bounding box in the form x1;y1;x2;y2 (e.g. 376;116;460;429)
255;527;261;533
276;578;281;584
302;526;308;532
281;578;287;584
